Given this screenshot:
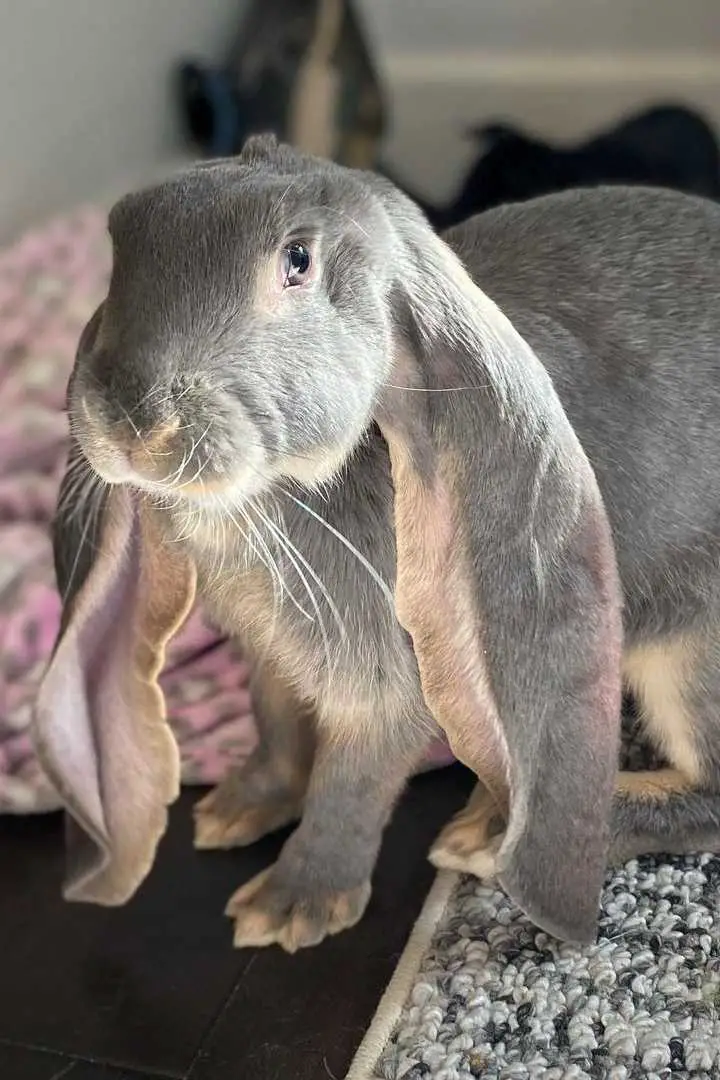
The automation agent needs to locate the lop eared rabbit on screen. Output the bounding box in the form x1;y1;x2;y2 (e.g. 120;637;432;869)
34;134;720;952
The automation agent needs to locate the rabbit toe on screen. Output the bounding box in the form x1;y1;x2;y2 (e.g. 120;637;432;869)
429;831;503;879
226;866;371;952
429;789;506;880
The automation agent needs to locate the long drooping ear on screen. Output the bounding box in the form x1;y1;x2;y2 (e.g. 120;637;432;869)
32;443;196;905
376;208;623;944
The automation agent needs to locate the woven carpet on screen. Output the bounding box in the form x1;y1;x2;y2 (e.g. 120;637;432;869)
347;858;720;1080
348;722;720;1080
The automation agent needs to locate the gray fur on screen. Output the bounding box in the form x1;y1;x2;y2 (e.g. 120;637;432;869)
449;190;720;643
56;133;720;946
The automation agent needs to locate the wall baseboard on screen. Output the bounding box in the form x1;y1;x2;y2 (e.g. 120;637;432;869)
380;50;720;203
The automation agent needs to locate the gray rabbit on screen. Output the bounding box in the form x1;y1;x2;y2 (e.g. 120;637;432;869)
34;134;720;952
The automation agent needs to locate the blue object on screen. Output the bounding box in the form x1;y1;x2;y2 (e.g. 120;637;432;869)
178;62;242;157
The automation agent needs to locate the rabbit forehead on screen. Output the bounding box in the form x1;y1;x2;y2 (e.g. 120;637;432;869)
104;164;386;339
108;163;371;266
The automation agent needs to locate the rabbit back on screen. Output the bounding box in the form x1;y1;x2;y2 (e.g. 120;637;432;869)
448;185;720;640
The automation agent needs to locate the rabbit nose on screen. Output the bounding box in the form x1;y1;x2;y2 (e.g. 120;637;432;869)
128;417;181;470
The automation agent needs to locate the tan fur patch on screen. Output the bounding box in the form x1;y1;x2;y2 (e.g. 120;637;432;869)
429;835;503;880
193;664;312;850
622;636;703;785
432;783;505;855
383;437;511;812
141;416;181;453
174;478;237;497
127;420;182;478
135;503;197;686
615;767;691;801
194;797;303;850
202;568;331;707
429;782;506;879
248;664;316;788
282;441;354;487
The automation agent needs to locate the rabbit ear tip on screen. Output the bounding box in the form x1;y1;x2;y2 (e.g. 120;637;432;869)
240;131;281;160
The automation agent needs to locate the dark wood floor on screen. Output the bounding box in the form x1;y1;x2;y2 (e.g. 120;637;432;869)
0;765;473;1080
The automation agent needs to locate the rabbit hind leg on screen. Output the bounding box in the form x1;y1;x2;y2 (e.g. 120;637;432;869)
610;629;720;863
431;629;720;879
428;781;506;877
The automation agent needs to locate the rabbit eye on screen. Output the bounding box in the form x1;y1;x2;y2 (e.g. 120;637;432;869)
282;242;312;287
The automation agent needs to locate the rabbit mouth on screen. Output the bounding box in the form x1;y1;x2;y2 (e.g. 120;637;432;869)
71;383;350;507
70;387;272;502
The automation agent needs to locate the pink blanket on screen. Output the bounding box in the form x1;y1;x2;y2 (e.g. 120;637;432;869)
0;207;259;814
0;206;452;816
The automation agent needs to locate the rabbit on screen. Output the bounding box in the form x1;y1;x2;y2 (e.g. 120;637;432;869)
34;133;720;954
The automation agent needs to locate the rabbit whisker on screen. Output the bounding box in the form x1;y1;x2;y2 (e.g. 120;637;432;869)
215;493;229;595
174;382;196;402
58;448;95;484
236;500;296;666
218;496;312;666
387;383;491;392
257;498;348;653
218;495;284;611
280;487;394;611
56;465;88;514
60;481;103;603
172;422;213;488
238;498;285;638
117;402;143;441
252;502;338;678
134;380;168;410
169;501;204;544
269;497;348;651
58;465;105;528
179;453;213;489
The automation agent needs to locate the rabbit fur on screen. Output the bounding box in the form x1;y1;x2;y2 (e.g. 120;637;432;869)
36;134;720;951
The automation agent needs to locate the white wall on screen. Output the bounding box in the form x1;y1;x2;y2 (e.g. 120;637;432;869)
1;0;720;241
360;0;720;203
361;0;720;55
0;0;241;243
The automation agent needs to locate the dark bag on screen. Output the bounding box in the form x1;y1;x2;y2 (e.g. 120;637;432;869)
413;105;720;230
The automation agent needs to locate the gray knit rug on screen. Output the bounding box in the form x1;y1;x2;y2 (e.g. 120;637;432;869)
347;728;720;1079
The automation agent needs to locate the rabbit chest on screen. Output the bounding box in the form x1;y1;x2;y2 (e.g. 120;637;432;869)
168;439;424;728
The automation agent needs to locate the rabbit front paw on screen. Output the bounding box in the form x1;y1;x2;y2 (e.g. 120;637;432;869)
226;866;371;952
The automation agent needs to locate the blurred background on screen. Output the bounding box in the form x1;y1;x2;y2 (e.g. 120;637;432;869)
2;0;720;242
